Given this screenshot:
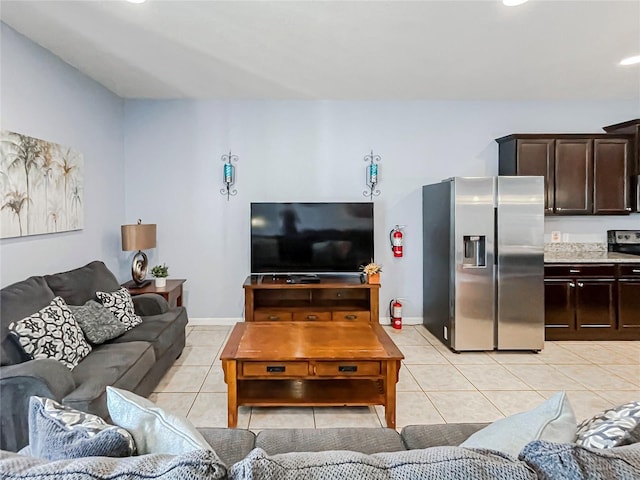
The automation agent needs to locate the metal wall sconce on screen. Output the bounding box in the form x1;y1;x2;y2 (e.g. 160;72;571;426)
220;151;238;200
363;150;381;199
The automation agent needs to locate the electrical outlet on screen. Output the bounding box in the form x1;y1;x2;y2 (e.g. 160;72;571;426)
551;231;561;243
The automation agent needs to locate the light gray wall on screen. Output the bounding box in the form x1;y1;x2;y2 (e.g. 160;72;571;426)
123;100;639;319
0;24;126;287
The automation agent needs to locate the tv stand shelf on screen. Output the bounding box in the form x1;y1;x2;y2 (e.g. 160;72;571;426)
243;275;380;323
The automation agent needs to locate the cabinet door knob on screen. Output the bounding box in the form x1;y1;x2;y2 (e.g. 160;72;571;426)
569;269;580;273
557;208;562;211
268;315;279;321
345;315;357;320
307;315;318;320
626;208;632;211
569;282;576;288
577;282;584;287
633;269;640;274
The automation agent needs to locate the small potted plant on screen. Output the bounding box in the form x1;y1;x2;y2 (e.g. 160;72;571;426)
150;263;169;288
361;262;382;284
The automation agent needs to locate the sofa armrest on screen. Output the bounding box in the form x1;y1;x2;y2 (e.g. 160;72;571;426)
0;359;76;451
132;294;170;316
0;359;76;401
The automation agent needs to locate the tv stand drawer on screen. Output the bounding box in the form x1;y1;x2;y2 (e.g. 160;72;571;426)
292;311;332;322
332;311;371;322
254;311;293;322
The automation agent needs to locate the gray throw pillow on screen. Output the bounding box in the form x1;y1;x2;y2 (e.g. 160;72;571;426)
28;396;135;461
68;300;126;344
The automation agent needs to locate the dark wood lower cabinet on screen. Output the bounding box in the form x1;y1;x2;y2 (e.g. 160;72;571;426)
544;263;639;341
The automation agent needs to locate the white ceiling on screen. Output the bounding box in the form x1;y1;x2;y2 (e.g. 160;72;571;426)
1;0;639;100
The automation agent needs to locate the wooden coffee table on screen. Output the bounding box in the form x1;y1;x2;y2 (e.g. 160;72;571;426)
220;321;404;428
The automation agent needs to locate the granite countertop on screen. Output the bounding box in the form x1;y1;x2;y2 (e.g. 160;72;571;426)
544;242;640;263
544;251;640;264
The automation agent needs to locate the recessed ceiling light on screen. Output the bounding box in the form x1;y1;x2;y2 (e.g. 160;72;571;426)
620;55;640;66
503;0;529;6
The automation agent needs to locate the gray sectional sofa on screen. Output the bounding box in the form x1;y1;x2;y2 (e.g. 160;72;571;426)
2;425;639;479
0;261;188;451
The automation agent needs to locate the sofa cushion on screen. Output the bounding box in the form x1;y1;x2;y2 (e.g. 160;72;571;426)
7;297;92;370
107;308;188;359
28;396;135;461
106;386;212;455
0;449;227;480
256;427;405;455
0;276;55;366
576;400;640;449
63;341;155;417
44;261;120;306
228;446;537;480
68;300;126;345
198;428;256;467
520;440;640;480
401;423;490;449
96;288;143;331
459;391;577;457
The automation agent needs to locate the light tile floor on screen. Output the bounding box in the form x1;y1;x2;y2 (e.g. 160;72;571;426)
150;325;640;431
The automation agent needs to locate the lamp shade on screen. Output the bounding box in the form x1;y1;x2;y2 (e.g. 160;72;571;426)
121;223;156;251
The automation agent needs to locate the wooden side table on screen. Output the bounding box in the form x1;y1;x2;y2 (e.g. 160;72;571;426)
123;279;186;309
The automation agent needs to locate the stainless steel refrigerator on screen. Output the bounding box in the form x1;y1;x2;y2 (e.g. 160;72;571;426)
422;176;544;352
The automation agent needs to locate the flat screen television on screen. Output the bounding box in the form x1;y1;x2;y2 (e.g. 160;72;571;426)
251;202;374;274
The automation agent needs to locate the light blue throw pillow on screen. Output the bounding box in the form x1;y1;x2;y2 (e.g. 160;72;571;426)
106;386;212;455
460;391;577;457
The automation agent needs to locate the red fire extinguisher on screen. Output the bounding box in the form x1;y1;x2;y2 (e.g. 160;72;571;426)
390;225;404;258
390;298;403;330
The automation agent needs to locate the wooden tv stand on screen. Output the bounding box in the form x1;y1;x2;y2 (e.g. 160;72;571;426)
243;275;380;323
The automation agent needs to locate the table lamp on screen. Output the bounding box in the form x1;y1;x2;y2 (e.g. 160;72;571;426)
121;219;156;287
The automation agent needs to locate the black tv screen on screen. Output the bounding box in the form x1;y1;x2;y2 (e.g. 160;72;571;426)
251;202;374;274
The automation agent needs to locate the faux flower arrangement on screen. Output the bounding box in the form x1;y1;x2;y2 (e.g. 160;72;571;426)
361;262;382;275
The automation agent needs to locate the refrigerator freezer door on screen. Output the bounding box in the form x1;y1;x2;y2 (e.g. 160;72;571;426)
496;176;545;350
452;177;496;351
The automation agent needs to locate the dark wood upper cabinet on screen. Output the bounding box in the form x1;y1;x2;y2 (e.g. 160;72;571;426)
593;138;631;214
516;140;555;213
497;133;632;216
554;139;592;215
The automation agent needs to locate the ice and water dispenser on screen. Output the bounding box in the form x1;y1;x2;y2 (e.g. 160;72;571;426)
463;235;486;267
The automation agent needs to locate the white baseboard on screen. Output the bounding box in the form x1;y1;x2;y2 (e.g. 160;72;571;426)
187;317;423;326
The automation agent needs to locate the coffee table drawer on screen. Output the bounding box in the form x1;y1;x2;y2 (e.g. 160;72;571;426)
292;311;332;322
254;310;293;322
315;361;381;377
332;311;371;322
242;361;309;377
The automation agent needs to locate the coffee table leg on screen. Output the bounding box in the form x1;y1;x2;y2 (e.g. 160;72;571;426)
384;361;398;429
225;360;238;428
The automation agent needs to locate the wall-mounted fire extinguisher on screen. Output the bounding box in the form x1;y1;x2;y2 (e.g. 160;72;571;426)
390;298;403;330
390;225;404;258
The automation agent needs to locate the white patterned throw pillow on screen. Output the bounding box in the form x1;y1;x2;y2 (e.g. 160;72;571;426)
7;296;92;370
576;400;640;448
96;287;143;331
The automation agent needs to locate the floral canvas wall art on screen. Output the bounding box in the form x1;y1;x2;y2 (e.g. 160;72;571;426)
0;131;84;239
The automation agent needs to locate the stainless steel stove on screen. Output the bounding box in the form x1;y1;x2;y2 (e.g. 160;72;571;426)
608;230;640;256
